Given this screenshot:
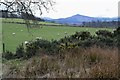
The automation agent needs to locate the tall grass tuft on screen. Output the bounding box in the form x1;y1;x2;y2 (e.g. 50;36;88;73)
3;46;118;78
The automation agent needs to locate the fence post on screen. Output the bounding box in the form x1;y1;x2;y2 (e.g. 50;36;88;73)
3;43;5;53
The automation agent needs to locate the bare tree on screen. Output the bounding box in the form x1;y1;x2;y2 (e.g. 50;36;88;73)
0;0;55;31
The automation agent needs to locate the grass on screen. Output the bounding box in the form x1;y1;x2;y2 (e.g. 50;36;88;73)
2;18;61;25
0;19;2;53
2;46;118;78
1;18;118;78
2;18;113;52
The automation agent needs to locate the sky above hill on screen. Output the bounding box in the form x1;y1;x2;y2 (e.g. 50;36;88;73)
36;0;119;19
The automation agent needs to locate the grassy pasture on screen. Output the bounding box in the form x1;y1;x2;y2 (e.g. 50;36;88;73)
2;18;60;25
0;19;2;53
2;18;113;52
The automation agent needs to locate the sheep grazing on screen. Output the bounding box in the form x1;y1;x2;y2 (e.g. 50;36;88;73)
57;33;60;36
65;32;67;34
21;30;23;32
24;41;28;45
86;29;88;30
12;33;15;35
36;37;40;39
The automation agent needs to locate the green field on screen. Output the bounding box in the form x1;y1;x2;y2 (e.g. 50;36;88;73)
2;18;61;25
0;19;2;53
2;18;113;52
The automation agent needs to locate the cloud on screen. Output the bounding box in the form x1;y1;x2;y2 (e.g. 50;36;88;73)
36;0;119;19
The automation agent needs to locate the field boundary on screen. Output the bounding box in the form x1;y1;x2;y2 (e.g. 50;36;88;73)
2;21;65;26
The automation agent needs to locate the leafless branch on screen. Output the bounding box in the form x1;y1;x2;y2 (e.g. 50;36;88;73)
0;0;55;31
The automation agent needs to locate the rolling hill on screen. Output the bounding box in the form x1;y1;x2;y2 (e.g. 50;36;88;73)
45;14;118;25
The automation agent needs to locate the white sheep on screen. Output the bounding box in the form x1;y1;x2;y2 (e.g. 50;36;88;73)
12;33;15;35
36;37;40;39
57;33;60;36
21;30;23;32
96;29;98;31
65;32;67;34
24;41;28;45
86;28;88;30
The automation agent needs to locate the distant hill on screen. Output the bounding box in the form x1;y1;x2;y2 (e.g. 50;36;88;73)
43;14;118;25
43;17;53;20
52;14;97;25
1;10;118;26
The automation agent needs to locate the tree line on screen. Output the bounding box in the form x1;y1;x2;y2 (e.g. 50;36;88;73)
0;10;44;21
82;20;118;28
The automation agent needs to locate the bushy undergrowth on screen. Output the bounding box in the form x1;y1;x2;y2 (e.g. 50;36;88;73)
3;47;118;78
15;45;25;59
2;27;120;60
2;51;15;60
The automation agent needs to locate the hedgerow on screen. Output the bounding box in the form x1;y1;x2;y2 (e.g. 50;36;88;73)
3;27;120;60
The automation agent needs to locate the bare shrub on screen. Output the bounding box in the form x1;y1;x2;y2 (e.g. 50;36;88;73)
4;46;118;78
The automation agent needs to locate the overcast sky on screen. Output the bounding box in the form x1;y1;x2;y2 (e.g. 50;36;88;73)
36;0;119;19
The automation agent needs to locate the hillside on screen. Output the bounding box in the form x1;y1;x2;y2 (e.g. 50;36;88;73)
2;18;113;52
2;17;119;78
53;14;97;24
47;14;118;25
